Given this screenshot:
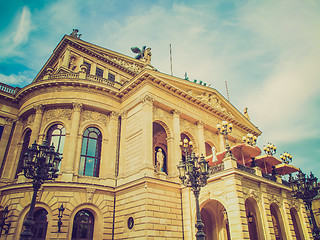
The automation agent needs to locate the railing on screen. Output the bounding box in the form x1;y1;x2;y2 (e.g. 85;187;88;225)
86;74;115;87
282;179;291;187
47;73;115;87
208;163;224;175
237;163;256;174
0;82;20;96
262;172;277;182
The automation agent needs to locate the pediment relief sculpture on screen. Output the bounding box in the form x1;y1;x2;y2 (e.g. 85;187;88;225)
196;92;234;117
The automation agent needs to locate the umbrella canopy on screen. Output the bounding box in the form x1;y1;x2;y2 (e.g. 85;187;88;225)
254;155;282;174
275;163;300;175
211;144;261;166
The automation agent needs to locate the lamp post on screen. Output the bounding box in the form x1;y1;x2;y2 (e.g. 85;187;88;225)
217;121;233;158
177;138;209;240
242;133;257;147
58;204;65;232
263;143;276;156
20;140;61;240
290;171;320;240
280;152;292;164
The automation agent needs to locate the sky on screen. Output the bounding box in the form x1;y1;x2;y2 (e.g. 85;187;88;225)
1;0;320;178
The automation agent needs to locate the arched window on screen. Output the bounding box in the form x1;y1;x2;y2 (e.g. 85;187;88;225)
46;124;66;158
79;127;102;177
15;129;32;178
72;210;94;240
32;208;48;240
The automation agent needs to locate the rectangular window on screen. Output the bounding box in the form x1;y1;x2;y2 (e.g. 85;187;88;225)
108;73;115;82
83;61;91;74
96;67;104;77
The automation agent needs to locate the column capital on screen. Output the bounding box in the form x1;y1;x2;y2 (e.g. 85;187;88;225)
196;121;204;126
141;95;154;106
109;111;119;121
121;110;128;119
5;117;15;125
34;104;44;114
72;102;83;112
171;109;181;118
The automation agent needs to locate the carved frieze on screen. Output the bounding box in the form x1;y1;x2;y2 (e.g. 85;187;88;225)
196;92;234;118
81;110;108;125
153;107;170;121
99;53;142;74
269;194;282;207
43;108;72;123
180;119;195;132
86;188;95;203
243;188;261;203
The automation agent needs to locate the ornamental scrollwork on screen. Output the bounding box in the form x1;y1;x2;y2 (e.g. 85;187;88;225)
141;95;154;106
43;108;72;123
81;110;108;125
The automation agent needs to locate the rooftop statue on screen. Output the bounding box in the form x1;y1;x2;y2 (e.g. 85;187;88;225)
70;29;82;39
131;46;151;64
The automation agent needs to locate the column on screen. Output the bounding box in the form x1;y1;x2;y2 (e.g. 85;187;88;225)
196;121;205;155
91;62;97;75
172;110;181;177
0;118;15;168
141;95;154;171
30;105;44;144
166;137;175;177
218;133;225;152
61;102;82;181
118;110;127;179
100;112;118;182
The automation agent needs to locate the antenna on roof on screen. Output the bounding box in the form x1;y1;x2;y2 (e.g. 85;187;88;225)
169;44;173;76
225;80;230;101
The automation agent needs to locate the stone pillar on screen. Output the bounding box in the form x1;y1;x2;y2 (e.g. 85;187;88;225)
196;121;205;155
222;174;249;240
1;120;23;180
61;102;82;182
141;95;154;172
166;137;175;177
100;112;118;182
118;110;127;179
172;110;181;177
260;183;273;238
0;118;15;168
91;62;96;75
30;105;44;144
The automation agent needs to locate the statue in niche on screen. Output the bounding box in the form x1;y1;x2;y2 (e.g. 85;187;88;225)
68;56;76;71
155;147;166;173
131;46;152;64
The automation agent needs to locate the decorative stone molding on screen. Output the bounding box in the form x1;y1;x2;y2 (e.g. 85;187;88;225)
269;194;282;207
180;119;193;131
100;54;142;74
22;114;35;128
81;110;108;125
153;107;170;121
86;188;96;203
109;111;119;121
43;108;72;123
171;109;180;118
121;110;128;119
5;117;15;126
34;104;44;114
72;102;83;112
141;95;154;106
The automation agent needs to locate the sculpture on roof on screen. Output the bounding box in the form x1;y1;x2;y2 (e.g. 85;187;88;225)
131;46;152;64
244;107;250;120
70;29;82;39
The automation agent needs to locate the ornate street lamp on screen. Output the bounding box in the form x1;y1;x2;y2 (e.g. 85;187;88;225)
58;204;65;232
290;171;320;240
177;138;209;240
263;143;276;156
280;152;292;164
20;140;61;240
217;121;233;158
0;206;11;236
242;133;257;147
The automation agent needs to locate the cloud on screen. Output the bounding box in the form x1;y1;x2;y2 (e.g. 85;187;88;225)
0;72;30;87
0;6;33;59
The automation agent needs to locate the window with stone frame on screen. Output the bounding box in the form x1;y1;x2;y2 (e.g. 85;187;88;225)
108;72;115;81
0;125;3;140
15;129;32;178
83;61;91;74
95;67;104;77
79;127;102;177
46;124;66;170
31;208;48;240
72;210;94;240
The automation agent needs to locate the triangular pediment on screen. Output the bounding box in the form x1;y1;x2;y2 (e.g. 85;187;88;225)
32;35;150;83
122;69;261;135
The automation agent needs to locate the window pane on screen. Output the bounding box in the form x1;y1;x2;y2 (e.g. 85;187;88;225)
89;131;97;139
87;138;97;157
96;67;104;77
79;156;86;175
85;157;95;176
81;138;88;155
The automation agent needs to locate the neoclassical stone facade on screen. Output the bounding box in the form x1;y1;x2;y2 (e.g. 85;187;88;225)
0;32;314;239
